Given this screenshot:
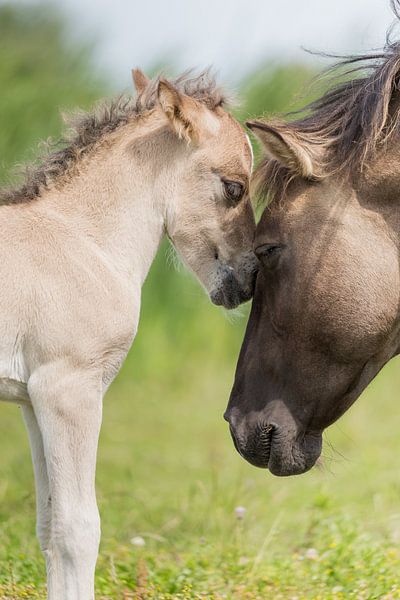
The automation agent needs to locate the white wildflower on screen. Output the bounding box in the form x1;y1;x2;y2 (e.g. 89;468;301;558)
305;547;319;560
130;536;146;547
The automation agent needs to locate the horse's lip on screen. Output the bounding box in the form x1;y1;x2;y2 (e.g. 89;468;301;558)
229;424;244;457
229;424;274;469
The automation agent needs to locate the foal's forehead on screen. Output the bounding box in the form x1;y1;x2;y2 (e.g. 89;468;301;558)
210;111;253;176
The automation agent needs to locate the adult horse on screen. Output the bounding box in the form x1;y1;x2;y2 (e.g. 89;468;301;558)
226;2;400;477
0;70;257;599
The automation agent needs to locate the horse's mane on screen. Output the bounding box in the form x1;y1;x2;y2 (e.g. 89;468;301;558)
1;70;226;205
256;0;400;202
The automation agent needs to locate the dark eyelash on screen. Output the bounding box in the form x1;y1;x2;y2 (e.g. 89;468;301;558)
222;179;244;204
255;244;283;267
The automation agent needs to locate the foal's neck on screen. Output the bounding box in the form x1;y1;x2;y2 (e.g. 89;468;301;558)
42;120;179;285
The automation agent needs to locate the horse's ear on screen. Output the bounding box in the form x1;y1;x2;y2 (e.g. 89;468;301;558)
246;120;318;179
131;68;150;95
157;79;199;143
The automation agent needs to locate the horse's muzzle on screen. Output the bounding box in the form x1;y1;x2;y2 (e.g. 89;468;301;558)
226;413;323;476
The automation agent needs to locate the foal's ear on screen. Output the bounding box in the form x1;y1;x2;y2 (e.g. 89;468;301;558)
132;68;150;95
157;79;199;143
246;120;318;179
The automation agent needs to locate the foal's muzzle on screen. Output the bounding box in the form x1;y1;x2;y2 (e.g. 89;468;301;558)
210;265;257;309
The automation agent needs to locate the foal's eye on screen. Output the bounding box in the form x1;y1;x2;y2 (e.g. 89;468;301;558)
222;179;244;205
255;244;283;267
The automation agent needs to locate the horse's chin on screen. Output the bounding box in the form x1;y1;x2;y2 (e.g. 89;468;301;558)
267;431;323;476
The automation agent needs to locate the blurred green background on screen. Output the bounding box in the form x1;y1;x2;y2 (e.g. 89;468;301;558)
1;4;400;599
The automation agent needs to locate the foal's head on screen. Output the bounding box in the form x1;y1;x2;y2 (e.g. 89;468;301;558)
132;70;257;309
226;26;400;475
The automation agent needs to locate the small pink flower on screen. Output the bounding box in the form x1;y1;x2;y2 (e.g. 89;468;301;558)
234;506;246;520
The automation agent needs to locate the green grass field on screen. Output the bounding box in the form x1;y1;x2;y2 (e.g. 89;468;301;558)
2;5;400;599
1;255;400;600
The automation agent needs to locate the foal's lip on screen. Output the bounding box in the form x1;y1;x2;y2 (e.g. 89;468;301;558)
210;286;253;310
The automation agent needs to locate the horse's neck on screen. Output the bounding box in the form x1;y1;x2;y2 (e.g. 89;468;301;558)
43;138;167;285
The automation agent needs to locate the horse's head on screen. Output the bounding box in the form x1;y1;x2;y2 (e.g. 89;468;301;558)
132;69;257;309
225;41;400;475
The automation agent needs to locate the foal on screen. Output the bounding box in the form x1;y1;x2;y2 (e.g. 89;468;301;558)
0;70;256;599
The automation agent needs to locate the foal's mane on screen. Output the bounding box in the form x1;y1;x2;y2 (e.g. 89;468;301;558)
257;0;400;202
1;70;226;205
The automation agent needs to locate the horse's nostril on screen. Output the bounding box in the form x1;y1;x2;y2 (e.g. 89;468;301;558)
256;422;274;445
224;409;238;427
232;422;275;469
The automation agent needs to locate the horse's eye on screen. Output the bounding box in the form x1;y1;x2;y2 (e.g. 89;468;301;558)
255;244;283;267
222;179;244;205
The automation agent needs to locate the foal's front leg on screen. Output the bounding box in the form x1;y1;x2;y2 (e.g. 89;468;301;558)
28;363;103;600
22;405;52;562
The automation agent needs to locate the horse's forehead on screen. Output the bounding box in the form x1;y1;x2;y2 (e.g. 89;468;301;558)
256;178;356;246
255;186;315;240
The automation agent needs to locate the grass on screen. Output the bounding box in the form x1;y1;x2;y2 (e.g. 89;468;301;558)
1;254;400;600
